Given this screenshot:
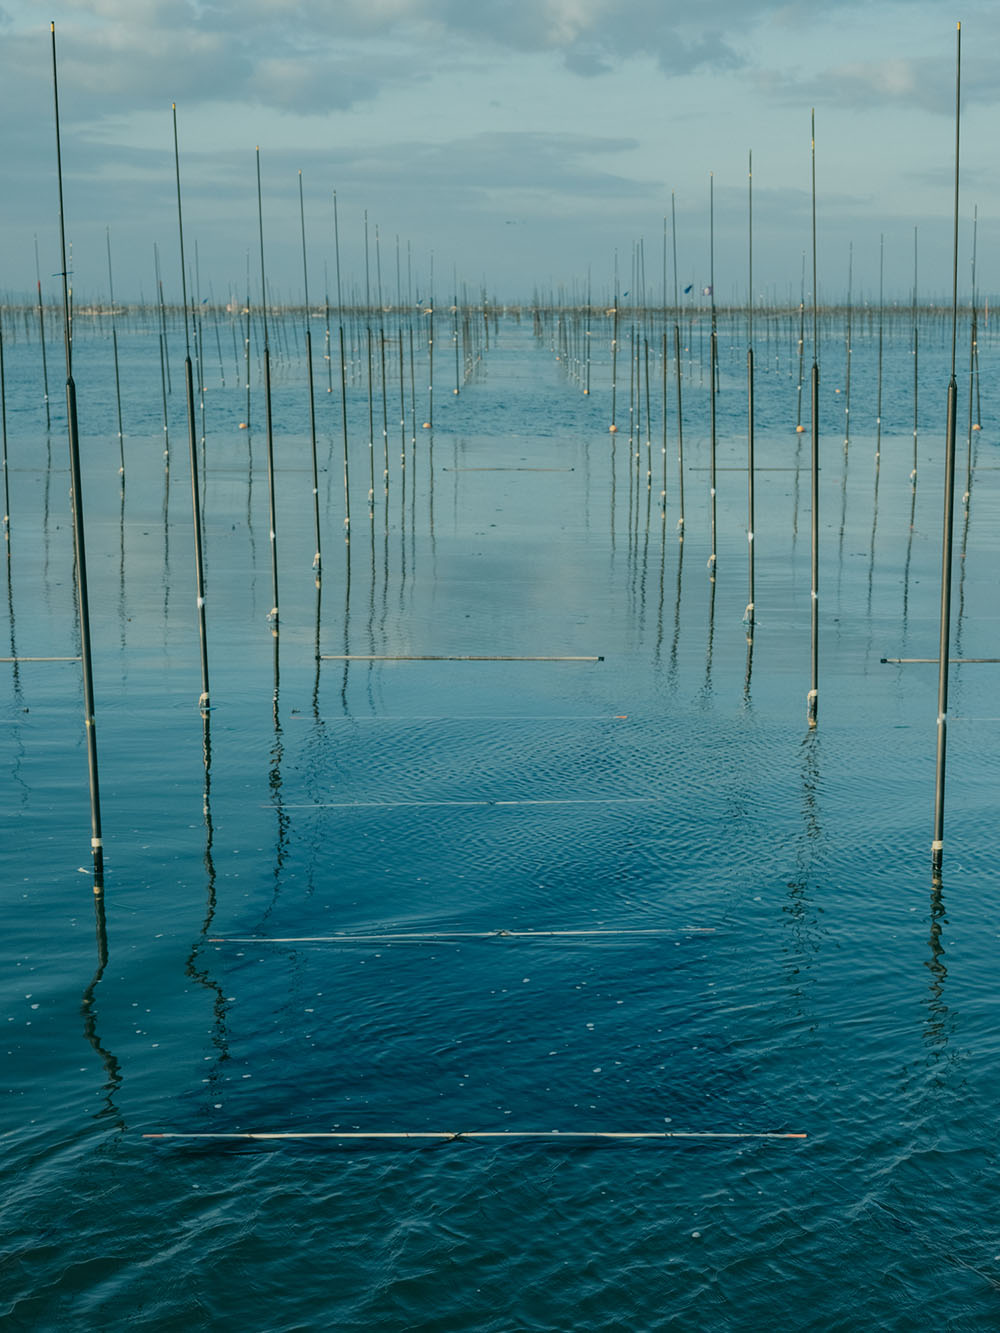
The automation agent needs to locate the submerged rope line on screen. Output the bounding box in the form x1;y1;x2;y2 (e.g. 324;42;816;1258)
145;1130;806;1143
287;715;629;722
277;797;657;809
209;928;717;943
320;655;604;662
442;467;575;472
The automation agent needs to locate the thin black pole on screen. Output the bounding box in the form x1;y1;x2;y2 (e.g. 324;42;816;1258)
911;229;918;482
746;150;755;628
298;171;322;577
844;242;853;450
932;22;962;874
376;226;389;496
609;257;619;434
585;266;592;397
963;204;978;506
453;264;460;396
364;212;376;513
333;191;350;543
808;110;820;728
172;103;210;710
708;172;718;574
323;263;333;396
672;193;684;536
105;228;125;487
875;233;884;465
426;254;435;431
243;253;252;432
256;147;279;626
153;243;170;459
52;22;103;886
1;303;9;557
34;236;51;431
796;253;806;432
660;326;668;514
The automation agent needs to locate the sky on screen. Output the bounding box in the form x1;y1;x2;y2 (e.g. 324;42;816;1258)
1;0;997;306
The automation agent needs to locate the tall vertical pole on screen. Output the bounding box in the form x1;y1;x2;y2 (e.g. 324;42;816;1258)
333;191;350;543
34;237;51;431
932;23;962;874
808;110;820;728
708;172;718;574
1;305;9;557
105;227;125;486
746;150;755;628
671;193;685;535
173;104;211;710
52;22;104;887
299;171;322;577
256;148;279;626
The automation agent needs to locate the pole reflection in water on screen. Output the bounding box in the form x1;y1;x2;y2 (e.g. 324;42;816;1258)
669;532;685;693
953;360;980;662
743;625;754;705
340;541;352;711
185;709;230;1087
270;632;289;909
866;432;881;620
924;878;951;1062
5;575;30;814
900;481;918;650
653;512;667;665
699;575;716;709
81;891;123;1129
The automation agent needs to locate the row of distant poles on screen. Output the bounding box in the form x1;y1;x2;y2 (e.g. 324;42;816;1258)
544;35;967;883
28;22;968;891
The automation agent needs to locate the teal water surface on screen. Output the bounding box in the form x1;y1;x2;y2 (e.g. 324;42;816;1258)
3;308;1000;1330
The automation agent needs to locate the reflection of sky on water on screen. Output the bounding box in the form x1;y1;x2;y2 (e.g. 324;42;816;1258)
3;311;1000;1326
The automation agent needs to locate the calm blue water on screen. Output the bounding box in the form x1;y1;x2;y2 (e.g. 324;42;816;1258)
3;306;1000;1329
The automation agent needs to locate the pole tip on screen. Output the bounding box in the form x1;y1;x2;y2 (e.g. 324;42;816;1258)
51;20;55;31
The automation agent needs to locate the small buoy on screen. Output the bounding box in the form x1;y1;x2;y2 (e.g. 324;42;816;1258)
834;388;841;394
609;424;618;433
422;422;431;429
238;422;248;430
453;388;459;395
795;424;805;433
973;423;982;431
583;390;589;396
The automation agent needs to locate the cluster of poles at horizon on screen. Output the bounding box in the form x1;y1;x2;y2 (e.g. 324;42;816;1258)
0;21;978;893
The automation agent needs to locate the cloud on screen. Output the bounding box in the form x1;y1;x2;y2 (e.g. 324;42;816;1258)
757;53;1000;115
7;0;819;123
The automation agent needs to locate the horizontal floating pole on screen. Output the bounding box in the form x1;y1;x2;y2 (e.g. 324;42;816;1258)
145;1130;805;1143
320;655;604;662
289;714;629;722
442;467;575;472
209;927;716;943
687;466;811;472
881;657;1000;665
278;797;656;809
1;656;82;663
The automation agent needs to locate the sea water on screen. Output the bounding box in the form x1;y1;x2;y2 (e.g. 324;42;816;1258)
3;307;1000;1330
